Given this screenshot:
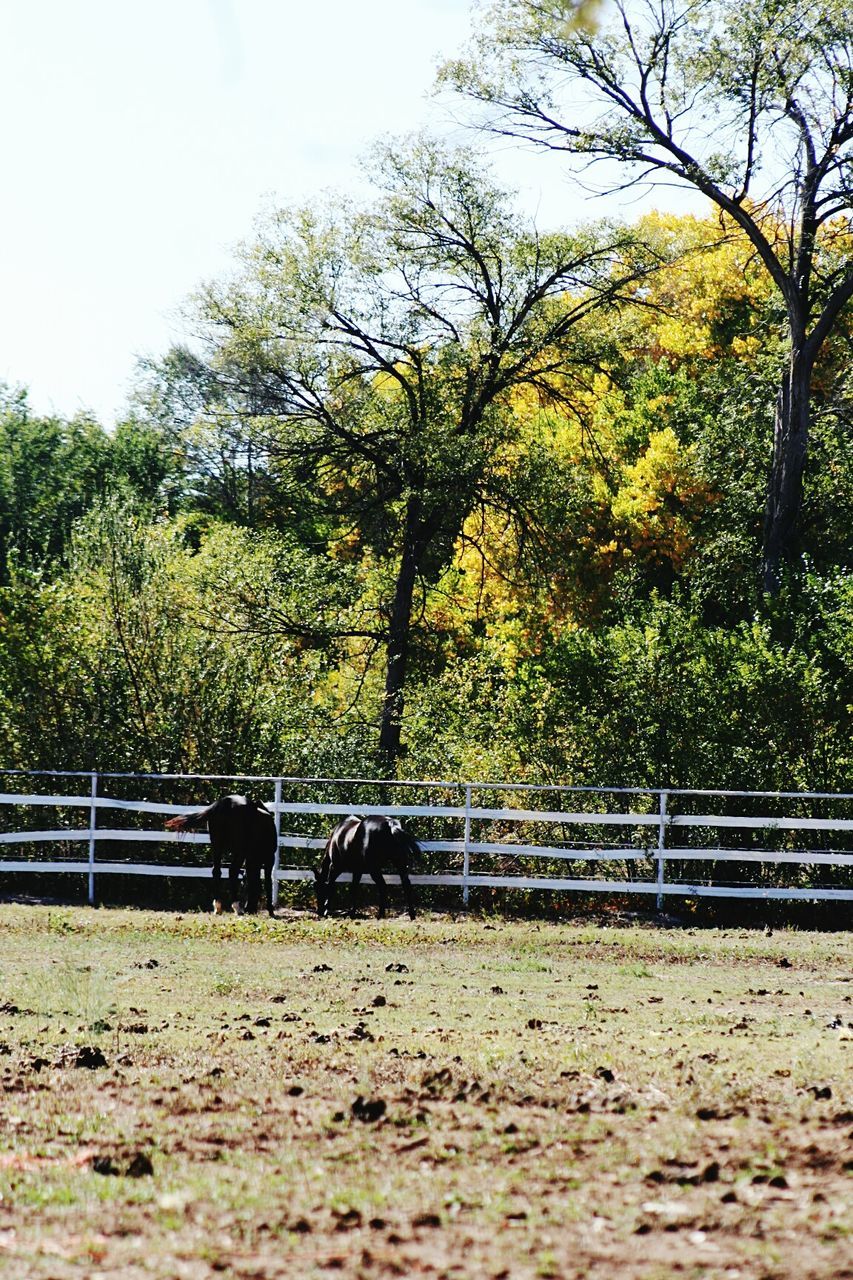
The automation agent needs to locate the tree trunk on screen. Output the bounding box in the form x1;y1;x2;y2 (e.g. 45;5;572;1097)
762;346;812;594
378;497;424;768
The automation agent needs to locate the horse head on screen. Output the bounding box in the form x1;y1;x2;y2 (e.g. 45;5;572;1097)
314;815;361;917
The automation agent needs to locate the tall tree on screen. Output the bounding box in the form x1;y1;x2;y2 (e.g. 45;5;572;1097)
443;0;853;591
155;140;647;765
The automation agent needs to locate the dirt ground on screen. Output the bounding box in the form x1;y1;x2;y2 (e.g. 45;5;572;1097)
0;905;850;1279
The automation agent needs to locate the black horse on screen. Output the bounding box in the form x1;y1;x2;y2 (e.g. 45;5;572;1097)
165;794;277;916
314;815;418;919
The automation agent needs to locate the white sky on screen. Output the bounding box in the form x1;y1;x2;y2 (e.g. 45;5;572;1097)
0;0;688;427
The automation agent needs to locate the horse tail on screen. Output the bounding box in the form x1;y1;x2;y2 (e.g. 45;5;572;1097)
389;819;420;863
164;801;219;833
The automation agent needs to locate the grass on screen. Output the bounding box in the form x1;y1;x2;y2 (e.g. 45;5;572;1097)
0;904;850;1278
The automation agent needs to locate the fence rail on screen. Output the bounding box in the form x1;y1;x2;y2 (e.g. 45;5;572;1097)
0;772;851;908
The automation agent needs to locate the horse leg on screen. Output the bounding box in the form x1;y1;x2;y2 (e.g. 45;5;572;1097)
211;847;223;914
265;855;275;917
229;854;244;914
349;868;362;917
323;868;342;918
398;864;417;920
370;870;387;919
245;853;261;915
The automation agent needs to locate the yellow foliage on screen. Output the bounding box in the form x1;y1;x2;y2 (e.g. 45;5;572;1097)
418;212;764;653
627;210;772;361
608;427;715;568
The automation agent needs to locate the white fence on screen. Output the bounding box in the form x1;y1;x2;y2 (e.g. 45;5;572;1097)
0;771;851;909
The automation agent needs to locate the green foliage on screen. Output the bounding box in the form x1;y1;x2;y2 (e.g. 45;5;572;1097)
0;498;373;775
404;583;852;792
0;389;108;582
0;387;178;584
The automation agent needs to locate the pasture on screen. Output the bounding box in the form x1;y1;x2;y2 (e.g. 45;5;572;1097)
0;906;850;1279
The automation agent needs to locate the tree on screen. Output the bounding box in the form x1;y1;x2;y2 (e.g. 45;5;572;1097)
0;386;179;582
154;139;649;766
0;388;109;581
136;349;281;529
442;0;853;591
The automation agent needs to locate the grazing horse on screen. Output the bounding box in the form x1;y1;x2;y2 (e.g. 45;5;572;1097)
165;794;276;916
314;815;418;920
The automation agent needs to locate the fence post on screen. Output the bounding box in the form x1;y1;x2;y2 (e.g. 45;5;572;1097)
656;789;668;912
272;777;282;908
462;783;472;906
88;771;98;906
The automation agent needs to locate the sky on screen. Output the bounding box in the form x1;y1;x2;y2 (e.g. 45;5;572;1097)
0;0;686;428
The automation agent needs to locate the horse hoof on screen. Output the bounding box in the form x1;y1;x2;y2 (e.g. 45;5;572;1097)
212;900;223;915
232;903;243;916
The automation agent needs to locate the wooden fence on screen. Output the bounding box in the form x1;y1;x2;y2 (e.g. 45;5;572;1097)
0;771;851;909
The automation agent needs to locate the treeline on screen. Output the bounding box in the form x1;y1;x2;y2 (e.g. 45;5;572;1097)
0;191;850;789
2;0;853;791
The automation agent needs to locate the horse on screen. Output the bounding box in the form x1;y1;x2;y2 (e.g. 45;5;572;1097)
165;794;277;916
314;815;418;920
